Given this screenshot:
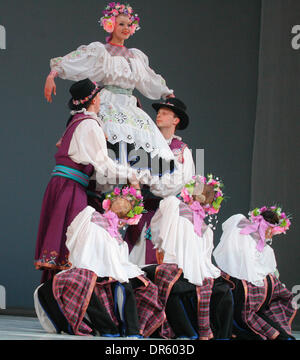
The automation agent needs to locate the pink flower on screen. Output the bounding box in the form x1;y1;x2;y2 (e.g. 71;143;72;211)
126;214;142;225
209;179;217;186
207;207;219;215
112;9;119;16
129;187;137;196
122;187;129;196
102;17;115;33
181;188;191;203
130;23;137;35
272;226;284;235
102;199;111;211
113;187;121;195
199;176;206;183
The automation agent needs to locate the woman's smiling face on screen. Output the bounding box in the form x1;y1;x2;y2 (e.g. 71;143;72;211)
112;14;132;42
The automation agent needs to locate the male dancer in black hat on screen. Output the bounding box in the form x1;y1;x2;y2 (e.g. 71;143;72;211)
124;98;195;266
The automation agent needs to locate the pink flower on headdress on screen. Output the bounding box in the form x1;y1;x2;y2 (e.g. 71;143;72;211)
127;6;133;14
102;199;111;211
102;16;116;33
130;23;138;35
113;187;121;195
119;4;125;12
112;9;119;16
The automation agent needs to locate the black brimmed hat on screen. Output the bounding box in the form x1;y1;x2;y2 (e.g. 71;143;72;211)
68;78;101;109
152;98;189;130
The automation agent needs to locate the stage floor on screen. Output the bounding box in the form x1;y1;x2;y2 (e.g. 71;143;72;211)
0;315;146;340
0;315;299;340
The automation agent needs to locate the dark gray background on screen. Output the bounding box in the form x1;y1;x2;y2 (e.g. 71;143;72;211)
0;0;299;328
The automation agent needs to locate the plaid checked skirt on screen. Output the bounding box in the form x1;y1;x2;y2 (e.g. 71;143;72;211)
147;263;215;340
51;268;165;337
224;272;297;340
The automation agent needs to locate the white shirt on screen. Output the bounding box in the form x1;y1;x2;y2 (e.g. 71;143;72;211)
148;135;195;197
68;112;150;185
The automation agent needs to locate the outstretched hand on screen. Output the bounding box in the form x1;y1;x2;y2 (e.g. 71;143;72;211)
44;75;57;103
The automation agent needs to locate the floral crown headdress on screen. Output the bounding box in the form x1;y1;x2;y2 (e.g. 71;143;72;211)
72;82;100;106
99;2;141;36
249;206;291;235
102;186;146;225
180;174;225;215
240;205;291;252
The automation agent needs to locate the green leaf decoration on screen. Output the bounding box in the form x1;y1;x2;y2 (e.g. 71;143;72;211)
253;208;260;216
280;219;287;227
133;206;144;215
126;210;135;218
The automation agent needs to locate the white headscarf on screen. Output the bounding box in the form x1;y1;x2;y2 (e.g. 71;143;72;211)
150;196;220;286
213;214;277;286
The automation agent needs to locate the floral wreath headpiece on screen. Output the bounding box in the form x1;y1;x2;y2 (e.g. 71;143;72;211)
180;174;225;215
72;82;100;106
99;2;141;35
102;186;146;225
249;206;291;235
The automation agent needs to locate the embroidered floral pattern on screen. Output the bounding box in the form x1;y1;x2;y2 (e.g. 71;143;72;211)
100;107;151;132
114;112;127;124
35;250;71;270
52;49;87;66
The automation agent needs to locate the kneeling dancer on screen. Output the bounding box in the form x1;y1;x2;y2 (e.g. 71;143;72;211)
213;205;297;340
143;175;233;339
34;186;165;338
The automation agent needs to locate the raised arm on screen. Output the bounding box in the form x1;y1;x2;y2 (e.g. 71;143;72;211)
44;42;107;103
131;48;175;100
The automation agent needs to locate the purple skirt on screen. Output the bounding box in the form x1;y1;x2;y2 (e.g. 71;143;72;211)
34;176;88;274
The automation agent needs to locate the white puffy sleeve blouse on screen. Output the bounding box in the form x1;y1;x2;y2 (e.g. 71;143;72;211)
50;41;173;99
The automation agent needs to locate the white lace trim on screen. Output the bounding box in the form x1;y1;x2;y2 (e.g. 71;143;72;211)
70;108;104;127
103;121;174;160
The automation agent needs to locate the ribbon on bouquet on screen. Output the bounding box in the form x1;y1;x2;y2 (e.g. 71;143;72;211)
103;211;123;244
189;201;207;237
